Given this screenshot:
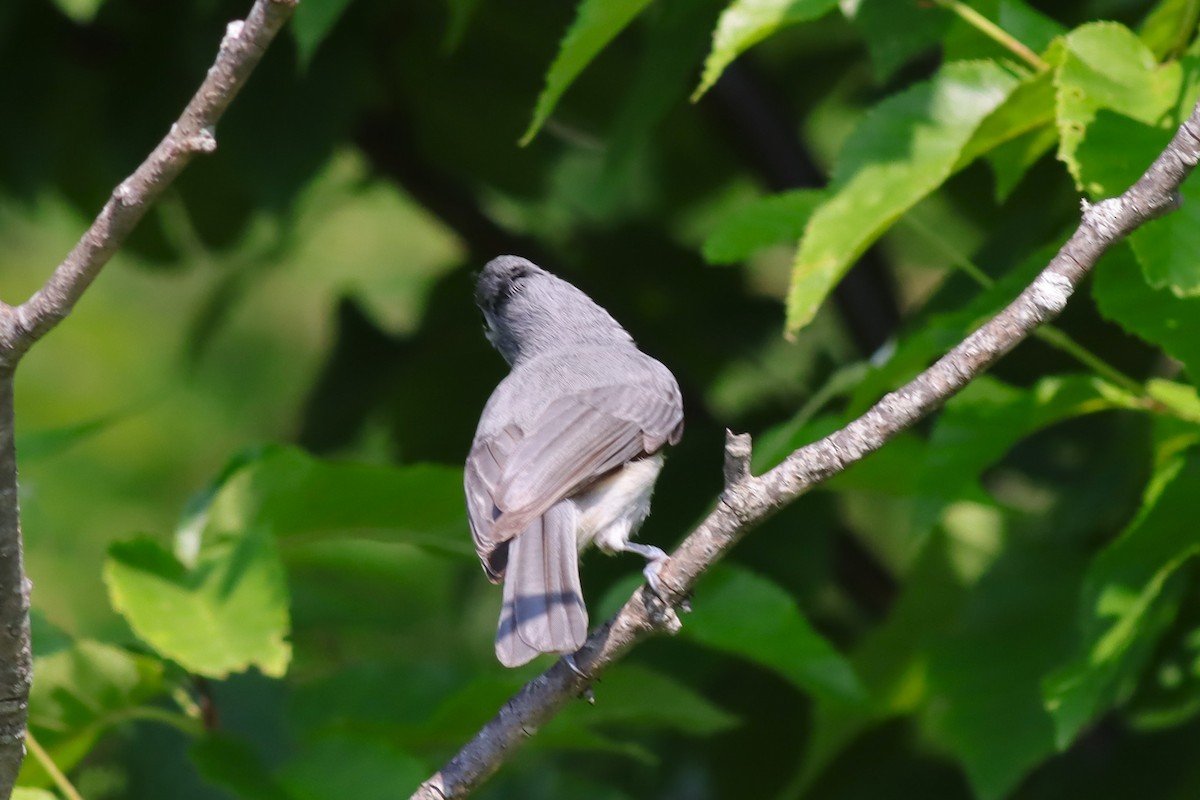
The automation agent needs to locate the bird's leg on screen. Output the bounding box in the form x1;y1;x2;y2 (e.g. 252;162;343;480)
617;541;670;600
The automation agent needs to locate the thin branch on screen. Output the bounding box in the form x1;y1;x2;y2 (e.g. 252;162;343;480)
931;0;1049;73
25;730;84;800
0;0;298;371
0;2;297;796
411;101;1200;800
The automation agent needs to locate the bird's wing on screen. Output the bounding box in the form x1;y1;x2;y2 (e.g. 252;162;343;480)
464;423;523;581
488;383;682;546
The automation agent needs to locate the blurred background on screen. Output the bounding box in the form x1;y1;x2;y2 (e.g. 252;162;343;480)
5;0;1200;798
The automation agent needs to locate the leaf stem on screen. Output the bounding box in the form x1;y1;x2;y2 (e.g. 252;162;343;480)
931;0;1049;72
901;216;1149;398
26;730;85;800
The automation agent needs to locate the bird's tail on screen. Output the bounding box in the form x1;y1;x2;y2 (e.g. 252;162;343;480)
496;501;588;667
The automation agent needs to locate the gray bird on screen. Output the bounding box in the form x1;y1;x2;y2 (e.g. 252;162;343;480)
465;256;684;667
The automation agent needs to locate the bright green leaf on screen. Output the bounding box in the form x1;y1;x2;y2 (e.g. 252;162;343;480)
1054;22;1181;191
185;445;472;562
786;61;1018;332
13;790;58;800
1139;0;1200;60
692;0;840;100
1093;245;1200;381
702;189;824;265
520;0;655;145
291;0;355;67
956;67;1058;170
20;640;165;787
104;533;291;678
1044;447;1200;748
1130;175;1200;295
682;565;865;703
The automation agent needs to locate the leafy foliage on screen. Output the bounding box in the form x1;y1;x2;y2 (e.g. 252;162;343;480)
9;0;1200;799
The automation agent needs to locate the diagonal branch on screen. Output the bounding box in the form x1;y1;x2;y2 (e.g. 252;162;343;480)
0;0;298;371
412;100;1200;800
0;2;296;797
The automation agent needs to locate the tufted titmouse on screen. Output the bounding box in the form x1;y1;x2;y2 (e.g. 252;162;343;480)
465;256;684;667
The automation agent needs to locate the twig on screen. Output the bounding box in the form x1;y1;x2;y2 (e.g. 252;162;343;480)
0;2;297;796
0;0;298;370
411;100;1200;800
25;730;84;800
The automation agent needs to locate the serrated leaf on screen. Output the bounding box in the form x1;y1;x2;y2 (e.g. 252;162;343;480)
702;189;824;264
1054;22;1181;191
682;565;864;703
1044;447;1200;748
1093;244;1200;381
692;0;840;100
520;0;655;145
786;61;1018;333
913;374;1141;536
20;640;165;787
291;0;355;67
104;533;291;678
183;446;472;563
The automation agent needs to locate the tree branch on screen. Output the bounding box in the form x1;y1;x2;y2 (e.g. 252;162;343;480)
0;0;298;371
412;101;1200;800
0;2;296;796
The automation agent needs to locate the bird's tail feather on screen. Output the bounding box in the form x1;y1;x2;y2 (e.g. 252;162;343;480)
496;502;588;667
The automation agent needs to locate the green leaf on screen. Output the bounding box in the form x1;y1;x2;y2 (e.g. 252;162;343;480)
913;374;1142;536
16;409;128;464
691;0;840;100
443;0;483;51
51;0;105;23
1092;245;1200;381
847;0;951;81
1054;22;1181;192
956;67;1058;170
702;189;824;265
184;445;472;562
1130;174;1200;295
1044;447;1200;749
920;538;1086;800
559;663;739;735
191;734;294;800
21;640;165;787
520;0;655;145
786;61;1019;333
682;565;865;703
13;790;59;800
279;732;426;800
1139;0;1200;60
943;0;1064;66
104;533;291;678
291;0;356;67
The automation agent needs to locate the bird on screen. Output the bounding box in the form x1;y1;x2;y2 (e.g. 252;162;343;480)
465;255;684;667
